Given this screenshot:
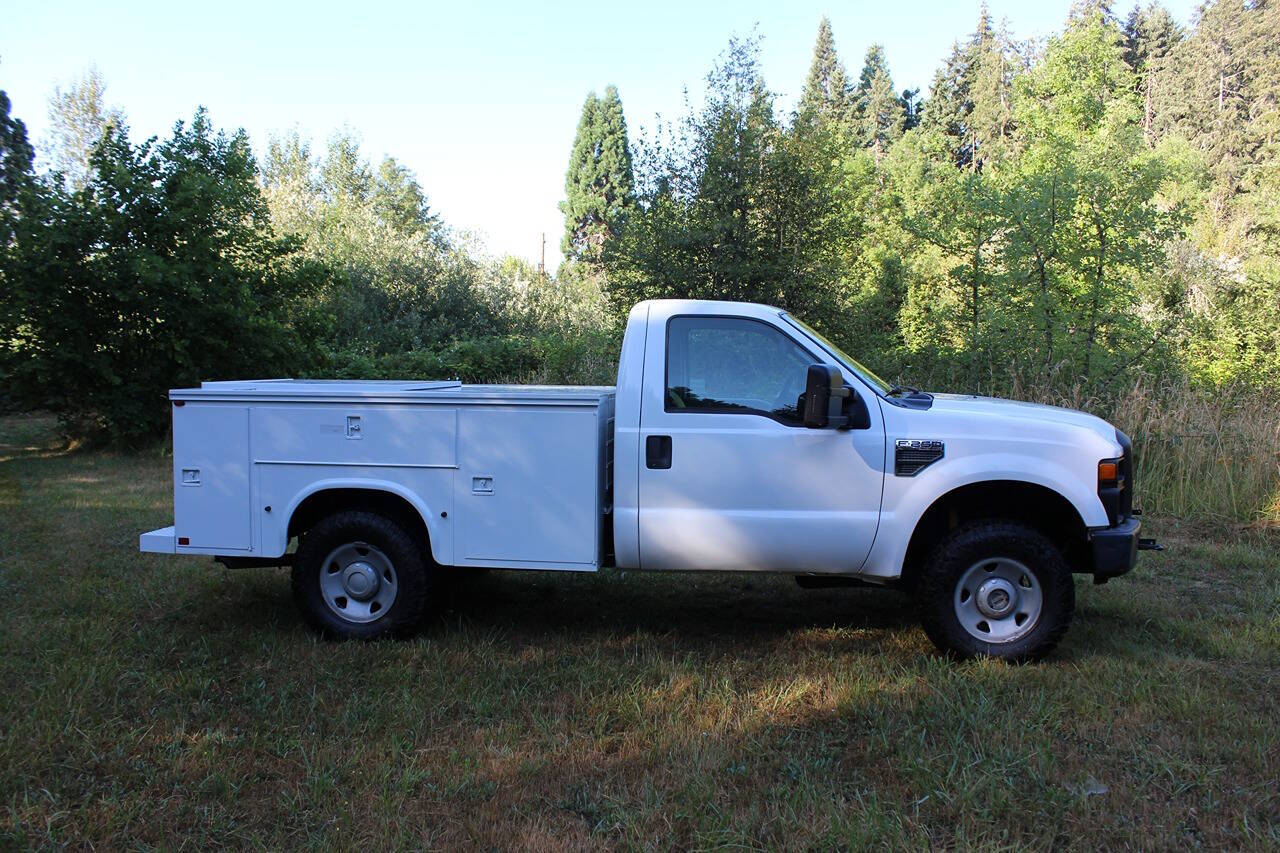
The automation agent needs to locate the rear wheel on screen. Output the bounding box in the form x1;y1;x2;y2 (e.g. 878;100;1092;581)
291;510;434;639
916;521;1075;662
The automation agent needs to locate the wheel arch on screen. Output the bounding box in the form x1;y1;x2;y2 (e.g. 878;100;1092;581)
898;480;1089;591
284;481;441;564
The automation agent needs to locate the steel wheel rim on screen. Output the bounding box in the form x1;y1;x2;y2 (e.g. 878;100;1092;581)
318;541;398;624
953;556;1043;643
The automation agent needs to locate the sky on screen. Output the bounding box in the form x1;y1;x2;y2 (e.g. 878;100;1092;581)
2;0;1200;271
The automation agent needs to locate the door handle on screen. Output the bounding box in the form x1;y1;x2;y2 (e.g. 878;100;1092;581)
646;435;672;469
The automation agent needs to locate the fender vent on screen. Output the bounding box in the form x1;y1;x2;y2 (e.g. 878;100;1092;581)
895;439;944;476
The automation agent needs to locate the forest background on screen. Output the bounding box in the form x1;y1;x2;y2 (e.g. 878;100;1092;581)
2;0;1278;522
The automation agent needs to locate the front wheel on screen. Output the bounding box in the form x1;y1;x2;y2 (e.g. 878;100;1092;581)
916;521;1075;662
291;510;434;639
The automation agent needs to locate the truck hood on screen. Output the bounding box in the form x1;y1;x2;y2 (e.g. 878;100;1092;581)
925;393;1120;448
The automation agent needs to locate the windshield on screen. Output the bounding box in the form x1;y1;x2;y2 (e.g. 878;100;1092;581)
780;313;894;395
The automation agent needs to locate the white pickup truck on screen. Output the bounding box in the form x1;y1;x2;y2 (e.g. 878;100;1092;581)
140;299;1156;661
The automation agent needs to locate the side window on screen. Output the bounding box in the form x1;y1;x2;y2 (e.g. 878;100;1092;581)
665;316;816;424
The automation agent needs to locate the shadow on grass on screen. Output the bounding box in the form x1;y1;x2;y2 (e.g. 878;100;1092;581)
186;564;920;648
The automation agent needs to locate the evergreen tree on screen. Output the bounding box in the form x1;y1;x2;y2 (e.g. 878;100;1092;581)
1150;0;1279;206
560;85;635;260
1122;3;1182;141
919;40;974;159
0;90;34;241
1122;2;1181;72
901;87;922;131
855;44;892;105
862;65;906;156
43;67;123;190
855;45;905;153
968;17;1018;169
797;17;850;127
917;5;1012;168
606;36;847;320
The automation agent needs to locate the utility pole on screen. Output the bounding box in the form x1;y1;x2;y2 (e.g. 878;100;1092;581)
538;232;546;281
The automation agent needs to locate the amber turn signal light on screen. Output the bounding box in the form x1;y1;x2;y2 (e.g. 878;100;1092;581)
1098;460;1119;486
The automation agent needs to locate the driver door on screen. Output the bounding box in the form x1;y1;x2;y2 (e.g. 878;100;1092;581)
636;307;885;573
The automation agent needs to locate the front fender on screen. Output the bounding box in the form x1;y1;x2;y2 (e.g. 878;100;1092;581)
860;450;1106;581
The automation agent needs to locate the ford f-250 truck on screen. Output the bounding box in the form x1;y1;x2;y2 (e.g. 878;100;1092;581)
140;299;1157;661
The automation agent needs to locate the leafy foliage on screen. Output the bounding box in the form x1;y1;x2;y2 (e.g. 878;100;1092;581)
3;111;327;441
4;0;1280;444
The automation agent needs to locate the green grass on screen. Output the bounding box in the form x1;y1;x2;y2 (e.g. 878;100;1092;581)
0;413;1277;849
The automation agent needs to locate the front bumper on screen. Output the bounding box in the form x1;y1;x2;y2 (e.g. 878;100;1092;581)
1089;517;1141;583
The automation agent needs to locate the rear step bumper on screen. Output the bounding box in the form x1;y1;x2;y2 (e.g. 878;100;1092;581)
139;525;176;554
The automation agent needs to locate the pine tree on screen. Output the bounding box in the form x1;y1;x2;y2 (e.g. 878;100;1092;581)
861;67;906;156
1122;2;1182;141
968;17;1018;169
1;90;34;239
855;45;905;153
1149;0;1279;209
919;40;973;153
560;85;636;260
797;17;850;127
917;5;1008;168
855;44;892;105
1122;2;1181;72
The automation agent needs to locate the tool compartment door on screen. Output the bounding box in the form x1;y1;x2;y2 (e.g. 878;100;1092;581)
173;404;251;551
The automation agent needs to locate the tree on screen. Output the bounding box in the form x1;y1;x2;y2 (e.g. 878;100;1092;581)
1122;2;1181;72
917;5;1018;169
43;67;123;190
373;156;440;238
605;36;847;322
860;62;906;156
559;85;636;261
854;45;906;154
919;39;975;163
1149;0;1280;218
0;90;34;242
1121;2;1182;141
885;131;1004;389
968;17;1019;169
4;109;327;440
797;17;850;128
262;130;497;355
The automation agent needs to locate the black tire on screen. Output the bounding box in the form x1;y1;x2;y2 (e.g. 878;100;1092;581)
291;510;434;639
916;521;1075;662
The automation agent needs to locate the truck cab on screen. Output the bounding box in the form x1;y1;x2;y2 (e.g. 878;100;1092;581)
141;298;1151;661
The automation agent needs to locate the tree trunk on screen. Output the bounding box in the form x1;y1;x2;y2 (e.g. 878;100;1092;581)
1084;215;1106;380
1144;74;1153;144
971;235;981;393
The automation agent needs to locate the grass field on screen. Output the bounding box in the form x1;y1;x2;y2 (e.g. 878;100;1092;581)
1;412;1277;849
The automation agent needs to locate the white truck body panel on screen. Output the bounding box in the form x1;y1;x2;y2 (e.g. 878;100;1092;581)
147;380;615;571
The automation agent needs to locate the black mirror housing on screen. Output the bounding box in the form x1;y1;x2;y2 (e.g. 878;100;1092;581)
803;364;871;430
803;365;848;429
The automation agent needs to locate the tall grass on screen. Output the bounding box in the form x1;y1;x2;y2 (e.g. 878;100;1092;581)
1009;375;1280;523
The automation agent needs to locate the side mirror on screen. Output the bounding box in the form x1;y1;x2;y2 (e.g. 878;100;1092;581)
803;365;850;429
802;364;871;430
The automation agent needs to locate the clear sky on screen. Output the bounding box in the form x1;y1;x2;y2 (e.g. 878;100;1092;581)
2;0;1199;270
